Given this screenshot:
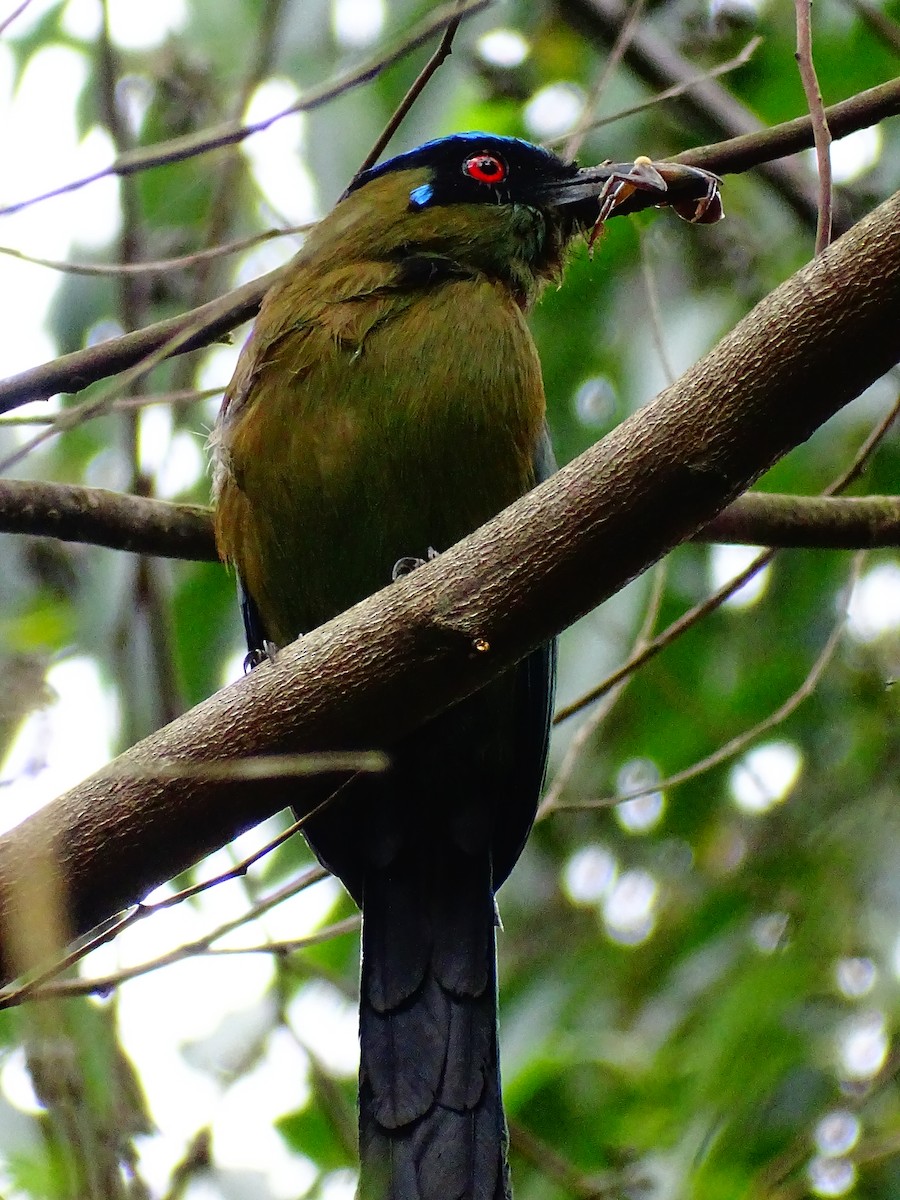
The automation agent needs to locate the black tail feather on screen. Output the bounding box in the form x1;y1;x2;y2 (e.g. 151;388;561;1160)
298;656;554;1199
358;843;509;1200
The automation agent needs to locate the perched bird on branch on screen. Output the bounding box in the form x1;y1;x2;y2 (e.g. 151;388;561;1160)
211;132;720;1200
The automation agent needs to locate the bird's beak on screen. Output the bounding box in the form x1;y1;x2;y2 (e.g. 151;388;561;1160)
540;157;668;207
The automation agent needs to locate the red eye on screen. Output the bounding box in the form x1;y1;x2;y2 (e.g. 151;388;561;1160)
463;153;507;184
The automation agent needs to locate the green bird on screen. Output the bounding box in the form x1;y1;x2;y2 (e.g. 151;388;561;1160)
211;133;716;1200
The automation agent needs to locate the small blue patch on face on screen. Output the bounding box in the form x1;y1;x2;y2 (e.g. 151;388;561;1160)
409;183;434;210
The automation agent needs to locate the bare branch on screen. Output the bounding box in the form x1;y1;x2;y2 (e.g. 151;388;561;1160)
795;0;834;252
673;77;900;180
698;490;900;548
0;226;310;278
0;483;216;558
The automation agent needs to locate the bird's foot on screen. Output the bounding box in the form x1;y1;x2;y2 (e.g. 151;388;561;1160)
588;157;668;251
243;640;279;672
391;547;438;581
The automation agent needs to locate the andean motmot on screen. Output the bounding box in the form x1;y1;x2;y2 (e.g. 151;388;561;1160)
211;133;720;1200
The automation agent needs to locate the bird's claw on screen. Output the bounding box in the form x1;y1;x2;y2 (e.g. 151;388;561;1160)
391;547;439;581
668;169;725;225
243;640;279;671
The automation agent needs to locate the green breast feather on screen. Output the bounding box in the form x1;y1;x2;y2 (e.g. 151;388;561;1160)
214;268;546;647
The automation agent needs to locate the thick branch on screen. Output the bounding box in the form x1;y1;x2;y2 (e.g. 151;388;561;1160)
0;188;898;983
1;480;898;558
1;80;897;415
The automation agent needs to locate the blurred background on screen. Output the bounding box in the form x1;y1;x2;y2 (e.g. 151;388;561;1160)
1;0;900;1197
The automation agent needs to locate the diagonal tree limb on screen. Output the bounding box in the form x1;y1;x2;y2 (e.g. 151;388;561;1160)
0;269;278;414
0;186;898;984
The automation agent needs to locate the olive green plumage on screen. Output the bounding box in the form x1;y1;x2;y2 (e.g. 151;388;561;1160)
213;166;562;645
212;133;617;1200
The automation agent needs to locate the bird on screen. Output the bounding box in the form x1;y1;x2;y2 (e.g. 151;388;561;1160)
210;132;719;1200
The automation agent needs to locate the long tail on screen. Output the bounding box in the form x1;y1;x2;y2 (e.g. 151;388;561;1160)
357;838;509;1200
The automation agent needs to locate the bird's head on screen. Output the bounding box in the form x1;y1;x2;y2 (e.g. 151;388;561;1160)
303;133;643;307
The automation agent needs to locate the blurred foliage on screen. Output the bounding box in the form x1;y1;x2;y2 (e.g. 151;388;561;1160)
1;0;900;1198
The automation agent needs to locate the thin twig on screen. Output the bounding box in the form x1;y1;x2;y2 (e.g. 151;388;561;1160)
563;0;648;161
0;0;34;36
794;0;833;253
0;225;310;278
509;1119;641;1199
553;394;900;725
0;0;490;218
11;911;360;1005
354;0;467;178
639;228;678;386
539;561;666;817
546;36;762;145
552;553;864;812
0;387;221;424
